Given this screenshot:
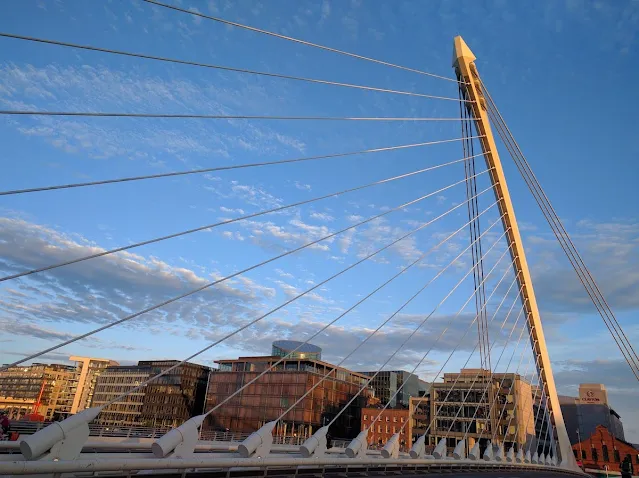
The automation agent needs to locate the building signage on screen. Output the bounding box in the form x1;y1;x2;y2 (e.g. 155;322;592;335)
579;389;605;404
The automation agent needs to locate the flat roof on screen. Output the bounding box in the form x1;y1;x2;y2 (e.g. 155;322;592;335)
215;355;370;379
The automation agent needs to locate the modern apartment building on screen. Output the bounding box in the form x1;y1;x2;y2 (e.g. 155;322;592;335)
0;363;76;420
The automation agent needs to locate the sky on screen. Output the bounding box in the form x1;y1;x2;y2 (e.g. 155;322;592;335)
0;0;638;441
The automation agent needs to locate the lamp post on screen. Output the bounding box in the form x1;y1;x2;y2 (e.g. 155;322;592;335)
576;428;583;464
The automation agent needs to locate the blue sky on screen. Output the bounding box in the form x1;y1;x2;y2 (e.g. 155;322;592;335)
0;0;638;439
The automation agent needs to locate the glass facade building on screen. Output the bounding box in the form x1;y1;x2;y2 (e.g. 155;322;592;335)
206;355;372;439
91;360;210;428
356;370;419;408
91;365;151;427
272;340;322;361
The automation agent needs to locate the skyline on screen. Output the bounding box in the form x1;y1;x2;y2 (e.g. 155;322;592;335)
0;0;638;442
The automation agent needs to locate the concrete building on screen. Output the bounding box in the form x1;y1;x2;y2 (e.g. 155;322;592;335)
410;369;535;455
409;395;431;444
361;407;410;450
0;363;76;420
356;370;419;408
69;356;119;414
205;352;372;439
91;365;151;427
560;384;625;445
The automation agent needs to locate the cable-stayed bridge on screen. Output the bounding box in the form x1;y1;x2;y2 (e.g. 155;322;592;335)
0;2;637;477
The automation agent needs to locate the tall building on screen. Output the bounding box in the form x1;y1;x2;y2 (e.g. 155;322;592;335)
91;365;151;427
361;407;410;450
356;370;419;408
205;350;373;439
137;360;210;428
560;383;625;445
410;369;535;455
0;363;76;420
69;356;119;414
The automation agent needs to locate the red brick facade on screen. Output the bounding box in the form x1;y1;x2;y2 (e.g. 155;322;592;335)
573;425;639;473
361;408;410;450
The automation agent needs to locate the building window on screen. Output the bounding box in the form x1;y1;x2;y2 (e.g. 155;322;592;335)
602;445;609;462
363;415;367;421
582;450;587;460
401;417;404;423
614;449;620;462
592;448;598;462
393;417;397;423
636;454;639;465
386;416;389;422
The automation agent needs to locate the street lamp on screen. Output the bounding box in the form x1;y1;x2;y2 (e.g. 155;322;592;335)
576;428;583;465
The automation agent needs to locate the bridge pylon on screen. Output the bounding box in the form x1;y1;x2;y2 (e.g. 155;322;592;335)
452;36;578;471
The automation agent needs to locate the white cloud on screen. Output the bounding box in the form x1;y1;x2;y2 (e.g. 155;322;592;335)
294;181;312;191
188;7;202;24
0;63;305;163
275;268;295;279
219;206;245;215
310;212;334;222
0;217;275;343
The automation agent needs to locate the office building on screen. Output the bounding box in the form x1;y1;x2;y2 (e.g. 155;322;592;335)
361;407;410;450
91;365;151;427
356;370;419;408
411;369;535;455
559;384;625;446
91;360;210;428
137;360;210;428
0;363;76;420
205;348;372;438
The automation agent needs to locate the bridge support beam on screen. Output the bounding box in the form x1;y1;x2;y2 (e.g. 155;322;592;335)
452;36;578;472
238;421;276;458
300;426;329;458
409;434;426;458
19;407;101;460
152;415;204;458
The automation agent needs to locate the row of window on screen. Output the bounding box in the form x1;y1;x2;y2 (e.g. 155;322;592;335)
574;447;639;464
368;425;405;434
362;414;405;423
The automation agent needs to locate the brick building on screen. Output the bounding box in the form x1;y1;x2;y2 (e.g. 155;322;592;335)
361;407;410;450
573;425;639;473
